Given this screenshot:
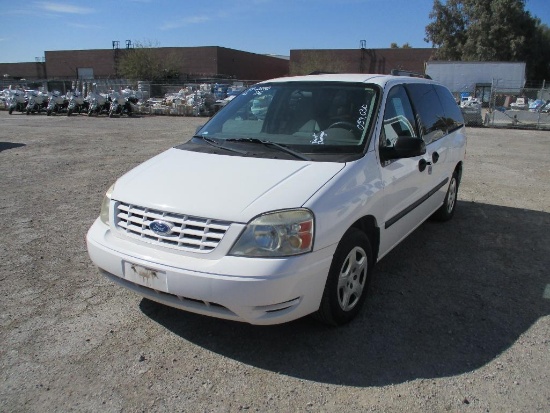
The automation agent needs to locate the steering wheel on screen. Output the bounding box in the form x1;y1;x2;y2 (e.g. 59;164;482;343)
327;121;356;131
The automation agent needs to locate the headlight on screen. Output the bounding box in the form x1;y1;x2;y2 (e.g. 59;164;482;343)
99;183;115;225
230;209;314;257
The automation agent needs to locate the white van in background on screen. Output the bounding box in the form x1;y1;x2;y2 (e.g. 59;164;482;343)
87;73;466;326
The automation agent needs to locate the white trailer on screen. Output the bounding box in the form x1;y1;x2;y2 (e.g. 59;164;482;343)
425;61;526;103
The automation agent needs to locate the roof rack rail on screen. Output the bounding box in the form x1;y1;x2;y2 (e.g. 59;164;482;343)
308;71;337;75
390;69;432;79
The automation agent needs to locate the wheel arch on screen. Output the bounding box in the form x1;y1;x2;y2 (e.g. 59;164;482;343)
349;215;380;263
455;161;463;185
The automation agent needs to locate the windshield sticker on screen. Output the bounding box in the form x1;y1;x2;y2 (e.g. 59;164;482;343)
242;86;272;96
356;104;369;131
311;131;327;145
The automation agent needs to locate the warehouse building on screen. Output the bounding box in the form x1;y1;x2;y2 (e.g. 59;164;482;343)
1;45;436;84
290;47;435;76
0;46;290;83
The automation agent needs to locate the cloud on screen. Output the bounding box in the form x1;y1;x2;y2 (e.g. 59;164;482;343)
67;22;103;30
35;2;94;14
161;15;211;30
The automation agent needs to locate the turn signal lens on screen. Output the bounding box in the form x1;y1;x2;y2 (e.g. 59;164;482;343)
99;183;115;226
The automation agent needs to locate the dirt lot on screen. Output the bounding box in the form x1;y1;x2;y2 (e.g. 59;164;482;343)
0;110;549;412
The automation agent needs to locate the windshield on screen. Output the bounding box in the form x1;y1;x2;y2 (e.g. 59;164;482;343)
190;81;380;161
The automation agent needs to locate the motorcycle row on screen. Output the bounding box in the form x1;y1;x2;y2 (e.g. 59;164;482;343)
2;88;139;117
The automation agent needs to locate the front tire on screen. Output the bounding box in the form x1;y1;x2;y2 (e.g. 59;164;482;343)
314;228;373;326
431;170;459;221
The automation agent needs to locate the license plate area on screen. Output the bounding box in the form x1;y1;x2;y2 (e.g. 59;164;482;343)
123;261;167;292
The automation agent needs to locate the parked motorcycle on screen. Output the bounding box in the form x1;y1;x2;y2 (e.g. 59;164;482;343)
86;91;109;116
25;90;48;115
6;89;27;114
66;91;87;116
108;91;134;117
46;91;68;116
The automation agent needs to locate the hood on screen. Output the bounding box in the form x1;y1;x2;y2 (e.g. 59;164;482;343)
113;148;345;222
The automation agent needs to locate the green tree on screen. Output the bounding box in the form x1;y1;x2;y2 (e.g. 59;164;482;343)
425;0;550;81
118;40;182;81
290;50;349;75
390;43;412;49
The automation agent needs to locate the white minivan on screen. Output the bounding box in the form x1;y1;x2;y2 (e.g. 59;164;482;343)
87;73;466;325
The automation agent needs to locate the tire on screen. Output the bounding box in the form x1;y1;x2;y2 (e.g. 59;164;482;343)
9;108;13;115
431;170;459;221
314;228;373;326
47;110;52;116
67;109;73;117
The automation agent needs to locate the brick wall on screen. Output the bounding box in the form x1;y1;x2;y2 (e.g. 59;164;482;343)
43;47;288;81
45;49;116;78
0;62;46;80
290;48;435;76
2;47;432;81
216;47;289;81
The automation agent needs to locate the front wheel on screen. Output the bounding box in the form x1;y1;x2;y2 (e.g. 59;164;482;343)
314;228;373;326
431;170;459;221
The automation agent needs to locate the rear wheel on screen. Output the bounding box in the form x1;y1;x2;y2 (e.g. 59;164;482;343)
314;228;373;326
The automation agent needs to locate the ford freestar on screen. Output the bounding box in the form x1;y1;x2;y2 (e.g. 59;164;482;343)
87;73;466;325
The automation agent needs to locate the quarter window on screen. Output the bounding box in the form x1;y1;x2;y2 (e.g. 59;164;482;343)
434;85;465;132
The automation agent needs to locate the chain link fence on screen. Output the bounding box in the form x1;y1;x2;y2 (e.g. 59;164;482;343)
482;85;550;130
1;77;257;116
3;77;550;127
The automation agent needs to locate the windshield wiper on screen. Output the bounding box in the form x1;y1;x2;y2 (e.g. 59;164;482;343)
193;135;248;155
225;138;311;161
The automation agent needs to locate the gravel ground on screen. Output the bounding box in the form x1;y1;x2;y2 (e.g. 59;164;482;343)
0;110;549;412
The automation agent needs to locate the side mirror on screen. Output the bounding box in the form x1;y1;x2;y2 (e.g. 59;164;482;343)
380;136;426;160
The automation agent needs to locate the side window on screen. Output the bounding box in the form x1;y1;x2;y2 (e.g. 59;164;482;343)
380;85;419;149
434;85;464;132
406;84;446;145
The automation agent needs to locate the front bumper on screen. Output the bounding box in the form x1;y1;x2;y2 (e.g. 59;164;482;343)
86;218;334;325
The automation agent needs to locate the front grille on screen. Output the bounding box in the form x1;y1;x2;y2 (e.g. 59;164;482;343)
115;202;231;253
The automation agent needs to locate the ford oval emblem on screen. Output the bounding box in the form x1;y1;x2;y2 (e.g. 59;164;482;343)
149;220;174;236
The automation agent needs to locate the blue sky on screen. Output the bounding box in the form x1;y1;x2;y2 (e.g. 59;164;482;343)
1;0;549;63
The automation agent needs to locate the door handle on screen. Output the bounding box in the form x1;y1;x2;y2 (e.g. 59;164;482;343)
432;151;440;163
418;158;432;172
